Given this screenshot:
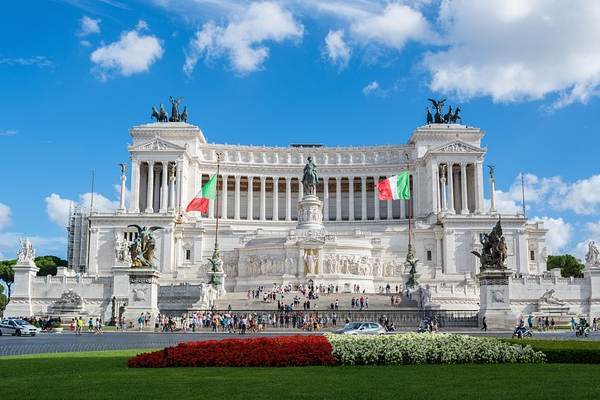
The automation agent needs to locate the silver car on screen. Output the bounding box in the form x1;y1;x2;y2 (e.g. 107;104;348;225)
335;322;386;335
0;318;39;336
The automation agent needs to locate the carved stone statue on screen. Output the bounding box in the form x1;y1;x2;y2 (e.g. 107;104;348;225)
426;107;433;124
169;96;183;122
127;225;163;268
119;162;127;175
302;156;319;196
586;241;600;268
114;233;131;264
539;289;566;306
471;219;508;270
304;249;318;274
428;98;446;123
17;238;35;263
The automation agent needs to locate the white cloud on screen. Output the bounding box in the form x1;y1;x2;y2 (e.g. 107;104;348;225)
0;232;66;260
350;3;432;49
0;203;11;230
0;56;53;67
423;1;600;107
323;30;351;69
78;16;101;37
548;174;600;215
184;1;303;75
90;22;163;80
362;80;380;95
531;216;572;255
0;129;18;136
45;192;119;228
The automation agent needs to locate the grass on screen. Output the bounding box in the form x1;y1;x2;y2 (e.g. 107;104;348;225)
2;349;600;399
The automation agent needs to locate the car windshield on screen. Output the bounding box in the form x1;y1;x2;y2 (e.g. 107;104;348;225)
13;319;29;326
344;323;362;330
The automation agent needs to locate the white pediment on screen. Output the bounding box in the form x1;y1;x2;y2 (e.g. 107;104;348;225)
130;138;186;152
429;140;484;154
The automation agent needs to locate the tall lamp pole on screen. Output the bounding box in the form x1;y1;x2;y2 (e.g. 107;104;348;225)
213;152;224;260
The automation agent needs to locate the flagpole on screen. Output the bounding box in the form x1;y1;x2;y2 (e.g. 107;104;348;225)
213;152;224;257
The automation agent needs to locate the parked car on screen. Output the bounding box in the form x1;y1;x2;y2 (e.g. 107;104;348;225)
335;322;386;335
0;318;39;336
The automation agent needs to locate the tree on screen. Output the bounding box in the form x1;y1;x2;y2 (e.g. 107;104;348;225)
546;254;585;278
0;285;7;316
0;261;15;299
35;255;68;277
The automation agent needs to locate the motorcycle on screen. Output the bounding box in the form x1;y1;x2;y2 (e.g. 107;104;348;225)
512;325;533;339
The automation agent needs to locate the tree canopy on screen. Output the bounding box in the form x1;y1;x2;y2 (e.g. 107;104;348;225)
546;254;585;278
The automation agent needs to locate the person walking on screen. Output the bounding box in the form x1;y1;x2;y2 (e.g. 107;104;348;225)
481;316;487;332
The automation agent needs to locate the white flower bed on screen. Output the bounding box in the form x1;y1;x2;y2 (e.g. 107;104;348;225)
325;333;545;365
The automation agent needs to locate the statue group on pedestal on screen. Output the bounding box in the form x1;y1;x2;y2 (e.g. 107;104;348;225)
302;157;319;196
17;238;35;263
586;241;600;269
126;225;163;268
471;219;508;270
151;96;188;123
426;98;462;124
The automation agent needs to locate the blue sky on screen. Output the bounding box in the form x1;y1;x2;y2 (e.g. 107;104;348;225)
1;0;600;260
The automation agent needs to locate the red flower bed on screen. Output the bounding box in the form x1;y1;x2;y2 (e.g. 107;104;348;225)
128;335;335;368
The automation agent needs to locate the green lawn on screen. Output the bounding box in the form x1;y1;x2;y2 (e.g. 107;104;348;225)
2;349;600;399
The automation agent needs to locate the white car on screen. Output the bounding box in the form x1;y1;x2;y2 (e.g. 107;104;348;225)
0;318;39;336
335;322;386;335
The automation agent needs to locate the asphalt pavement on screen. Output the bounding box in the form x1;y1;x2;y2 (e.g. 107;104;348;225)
1;329;599;357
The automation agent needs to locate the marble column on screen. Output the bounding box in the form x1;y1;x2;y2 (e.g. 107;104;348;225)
361;176;367;221
440;175;448;212
118;168;127;213
130;160;140;213
285;177;292;221
247;176;254;220
476;161;484;214
400;197;405;219
387;195;393;220
432;163;439;214
160;161;168;213
336;177;342;221
348;176;355;221
260;176;266;220
221;175;228;219
373;176;380;220
272;177;279;221
234;175;241;220
168;166;175;213
145;161;155;213
447;163;455;213
208;175;215;218
176;161;184;212
323;177;329;221
489;175;497;214
298;178;304;199
460;163;469;215
435;230;444;272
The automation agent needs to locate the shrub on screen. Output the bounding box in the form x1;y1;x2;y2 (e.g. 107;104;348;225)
325;333;546;365
504;339;600;364
128;335;335;368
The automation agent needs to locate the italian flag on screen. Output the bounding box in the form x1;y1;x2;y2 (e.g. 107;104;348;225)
377;171;411;200
186;175;217;213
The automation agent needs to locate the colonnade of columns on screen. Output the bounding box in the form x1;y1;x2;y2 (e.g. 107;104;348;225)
131;160;179;214
195;174;412;221
436;161;482;215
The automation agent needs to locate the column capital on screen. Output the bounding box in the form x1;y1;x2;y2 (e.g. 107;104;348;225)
260;175;266;182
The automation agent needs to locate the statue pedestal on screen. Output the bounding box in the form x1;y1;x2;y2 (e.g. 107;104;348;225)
477;269;514;330
297;195;323;231
4;259;39;317
122;268;160;327
207;270;227;297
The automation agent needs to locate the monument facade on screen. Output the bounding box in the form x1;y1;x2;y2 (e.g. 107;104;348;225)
5;99;600;325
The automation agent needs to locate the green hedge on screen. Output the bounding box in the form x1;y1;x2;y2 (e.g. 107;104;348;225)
503;339;600;364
